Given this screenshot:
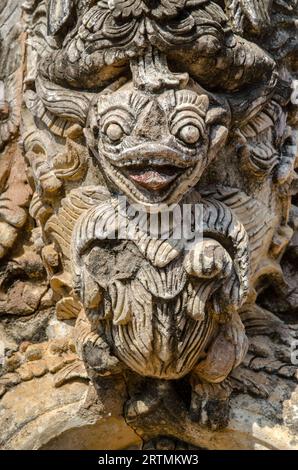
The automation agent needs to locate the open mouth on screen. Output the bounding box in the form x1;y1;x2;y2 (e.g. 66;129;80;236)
124;165;183;191
101;144;198;204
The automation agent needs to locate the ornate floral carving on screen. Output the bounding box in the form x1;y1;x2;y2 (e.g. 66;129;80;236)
18;0;297;425
0;0;298;449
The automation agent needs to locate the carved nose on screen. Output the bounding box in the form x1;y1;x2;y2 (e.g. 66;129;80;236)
134;101;168;140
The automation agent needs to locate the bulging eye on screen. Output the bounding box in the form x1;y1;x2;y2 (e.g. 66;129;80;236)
105;123;124;142
178;125;200;145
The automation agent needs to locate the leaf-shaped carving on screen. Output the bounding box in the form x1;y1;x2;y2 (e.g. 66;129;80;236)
225;0;271;32
0;145;32;259
52;140;88;182
47;0;74;36
53;360;89;387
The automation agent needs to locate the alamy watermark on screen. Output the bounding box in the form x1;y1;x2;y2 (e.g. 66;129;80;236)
102;196;204;250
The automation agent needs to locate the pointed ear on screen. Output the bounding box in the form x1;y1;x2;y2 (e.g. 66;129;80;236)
47;0;74;36
84;127;97;151
84;100;99;150
197;95;209;115
208;125;228;155
241;0;271;31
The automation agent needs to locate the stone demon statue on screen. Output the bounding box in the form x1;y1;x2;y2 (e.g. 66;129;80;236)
1;0;297;443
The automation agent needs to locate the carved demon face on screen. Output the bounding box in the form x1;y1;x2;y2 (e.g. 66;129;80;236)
18;0;298;435
87;81;229;207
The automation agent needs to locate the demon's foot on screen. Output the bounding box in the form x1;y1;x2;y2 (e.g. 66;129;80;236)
82;338;122;377
189;379;231;430
125;379;174;423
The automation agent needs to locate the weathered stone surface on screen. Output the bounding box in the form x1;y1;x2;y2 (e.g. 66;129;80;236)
0;0;297;450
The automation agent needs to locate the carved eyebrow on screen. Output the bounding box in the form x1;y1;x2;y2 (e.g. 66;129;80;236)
168;93;209;125
170;107;206;121
98;104;135;118
98;91;149;117
172;103;207;118
174;92;209;112
100;108;135;134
